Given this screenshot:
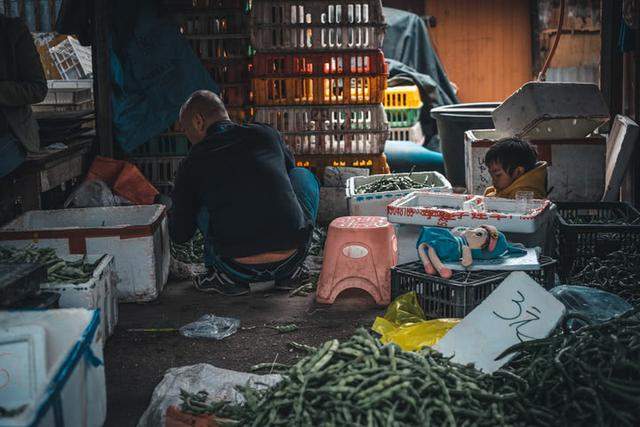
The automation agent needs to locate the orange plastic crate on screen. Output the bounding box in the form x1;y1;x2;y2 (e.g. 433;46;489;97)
252;50;387;77
186;36;251;60
228;107;250;123
254;104;388;154
178;11;247;36
251;0;385;51
295;153;390;179
165;0;249;11
252;75;386;105
219;85;249;107
203;59;251;84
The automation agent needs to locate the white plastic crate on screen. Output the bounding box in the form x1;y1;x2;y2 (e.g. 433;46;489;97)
387;191;551;233
0;309;106;427
129;156;185;184
250;0;385;51
47;79;93;90
40;87;92;105
464;129;606;201
40;255;118;340
49;37;93;79
0;205;170;302
346;171;452;216
254;104;388;154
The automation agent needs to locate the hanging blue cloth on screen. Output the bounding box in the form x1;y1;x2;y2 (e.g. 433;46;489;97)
109;0;219;153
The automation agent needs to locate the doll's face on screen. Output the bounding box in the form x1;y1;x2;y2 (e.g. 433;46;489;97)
463;227;489;249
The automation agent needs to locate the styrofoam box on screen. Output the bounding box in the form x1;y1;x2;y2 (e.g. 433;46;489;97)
40;255;118;340
492;82;609;140
0;205;170;302
0;309;106;427
387;191;551;233
464;129;606;201
346;172;453;217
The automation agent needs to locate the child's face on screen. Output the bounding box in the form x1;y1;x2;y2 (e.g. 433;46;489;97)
487;162;523;191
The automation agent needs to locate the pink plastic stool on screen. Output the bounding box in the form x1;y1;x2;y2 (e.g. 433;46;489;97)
316;216;398;306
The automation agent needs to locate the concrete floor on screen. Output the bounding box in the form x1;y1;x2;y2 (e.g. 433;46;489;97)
104;280;383;426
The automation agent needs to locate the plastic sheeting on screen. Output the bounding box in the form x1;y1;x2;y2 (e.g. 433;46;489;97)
383;7;459;149
137;364;281;427
109;0;218;153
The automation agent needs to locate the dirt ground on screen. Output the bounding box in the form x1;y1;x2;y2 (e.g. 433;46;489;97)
104;280;383;426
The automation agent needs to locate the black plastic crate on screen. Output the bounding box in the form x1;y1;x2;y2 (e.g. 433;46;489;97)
556;202;640;279
0;263;46;307
390;256;557;319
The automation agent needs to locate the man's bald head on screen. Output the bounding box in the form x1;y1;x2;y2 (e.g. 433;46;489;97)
179;90;230;144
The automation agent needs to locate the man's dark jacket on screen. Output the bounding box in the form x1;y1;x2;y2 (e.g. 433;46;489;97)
169;121;311;259
0;15;47;152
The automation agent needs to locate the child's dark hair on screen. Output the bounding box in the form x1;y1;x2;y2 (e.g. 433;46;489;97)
484;138;538;174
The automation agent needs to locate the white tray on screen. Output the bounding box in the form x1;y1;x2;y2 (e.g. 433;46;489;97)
387;191;551;233
346;171;452;217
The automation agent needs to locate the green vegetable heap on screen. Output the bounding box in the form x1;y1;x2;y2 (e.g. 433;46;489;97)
179;312;640;427
571;247;640;306
180;329;527;426
355;175;432;195
0;246;97;284
503;310;640;426
170;231;205;264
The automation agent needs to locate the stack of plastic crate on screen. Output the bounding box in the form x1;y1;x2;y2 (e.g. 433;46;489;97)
173;0;252;123
251;0;389;179
130;0;253;194
383;85;423;141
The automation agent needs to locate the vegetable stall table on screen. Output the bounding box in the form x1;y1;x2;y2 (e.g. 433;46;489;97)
0;136;93;225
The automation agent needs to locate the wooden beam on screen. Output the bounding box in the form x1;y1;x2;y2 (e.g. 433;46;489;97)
34;0;41;32
49;0;57;30
93;0;114;157
600;0;623;120
18;0;25;20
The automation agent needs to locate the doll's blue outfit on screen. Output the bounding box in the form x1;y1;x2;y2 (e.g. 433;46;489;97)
416;227;527;262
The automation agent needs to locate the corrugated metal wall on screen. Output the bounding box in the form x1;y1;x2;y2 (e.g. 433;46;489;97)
534;0;601;84
0;0;63;32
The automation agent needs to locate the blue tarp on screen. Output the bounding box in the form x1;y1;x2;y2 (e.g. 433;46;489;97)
109;0;218;153
382;8;459;150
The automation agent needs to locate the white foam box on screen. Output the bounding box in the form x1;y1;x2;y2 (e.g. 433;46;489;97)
0;205;170;302
387;191;551;233
492;82;609;140
40;254;118;340
346;171;452;217
0;309;106;427
464;129;606;201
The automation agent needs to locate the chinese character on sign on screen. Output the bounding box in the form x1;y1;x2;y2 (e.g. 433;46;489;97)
492;290;542;342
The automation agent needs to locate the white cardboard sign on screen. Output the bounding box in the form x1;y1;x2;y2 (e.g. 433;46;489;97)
433;272;565;373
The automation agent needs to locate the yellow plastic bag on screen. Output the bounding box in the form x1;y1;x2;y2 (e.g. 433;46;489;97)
372;292;459;351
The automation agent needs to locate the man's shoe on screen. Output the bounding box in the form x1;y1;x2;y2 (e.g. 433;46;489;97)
193;268;250;296
274;265;311;290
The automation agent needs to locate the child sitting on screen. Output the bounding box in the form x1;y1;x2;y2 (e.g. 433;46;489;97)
483;138;548;199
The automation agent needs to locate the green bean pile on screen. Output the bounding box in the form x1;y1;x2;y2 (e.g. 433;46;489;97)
571;248;640;306
502;311;640;427
180;329;527;426
0;246;96;284
170;231;205;264
355;175;431;195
